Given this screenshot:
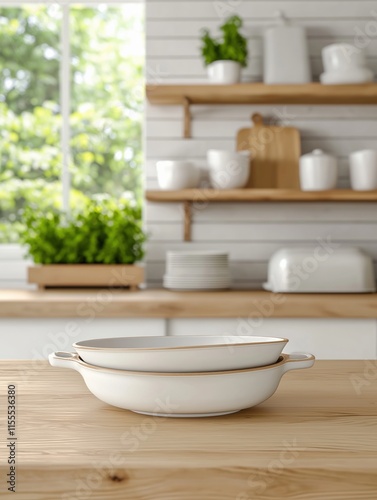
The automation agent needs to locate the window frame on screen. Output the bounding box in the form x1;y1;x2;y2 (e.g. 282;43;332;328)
0;0;144;285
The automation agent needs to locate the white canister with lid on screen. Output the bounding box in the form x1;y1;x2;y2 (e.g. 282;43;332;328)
299;149;338;191
349;149;377;191
264;11;312;84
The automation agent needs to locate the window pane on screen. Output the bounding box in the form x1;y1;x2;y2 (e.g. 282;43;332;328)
70;4;144;207
0;5;62;243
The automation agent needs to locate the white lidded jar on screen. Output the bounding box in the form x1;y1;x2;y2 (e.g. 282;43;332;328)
264;11;312;84
349;149;377;191
299;149;338;191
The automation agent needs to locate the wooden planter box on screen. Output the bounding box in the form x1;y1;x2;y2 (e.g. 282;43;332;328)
28;265;144;290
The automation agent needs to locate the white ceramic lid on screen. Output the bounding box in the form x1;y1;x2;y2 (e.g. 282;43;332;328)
300;149;335;161
266;10;290;29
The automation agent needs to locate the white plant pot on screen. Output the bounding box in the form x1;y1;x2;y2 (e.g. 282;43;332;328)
207;61;241;84
299;149;338;191
349;150;377;191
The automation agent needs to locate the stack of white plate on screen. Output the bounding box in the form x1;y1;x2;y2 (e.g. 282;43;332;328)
163;251;231;290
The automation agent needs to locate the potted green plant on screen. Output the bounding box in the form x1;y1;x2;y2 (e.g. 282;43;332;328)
19;199;146;289
200;15;248;84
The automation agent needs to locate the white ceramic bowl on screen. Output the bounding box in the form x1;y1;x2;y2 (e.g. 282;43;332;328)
156;161;200;190
207;150;250;189
49;352;315;417
322;43;367;73
73;335;288;372
349;150;377;191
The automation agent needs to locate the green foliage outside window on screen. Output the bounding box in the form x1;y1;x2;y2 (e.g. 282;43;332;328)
0;4;144;243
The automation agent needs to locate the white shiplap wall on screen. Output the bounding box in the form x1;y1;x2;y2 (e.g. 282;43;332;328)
0;246;34;290
145;0;377;288
1;1;377;360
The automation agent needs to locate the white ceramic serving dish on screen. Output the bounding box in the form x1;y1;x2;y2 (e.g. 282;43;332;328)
349;150;377;191
156;161;200;190
264;247;376;293
73;335;288;372
299;149;338;191
49;352;314;417
207;150;250;189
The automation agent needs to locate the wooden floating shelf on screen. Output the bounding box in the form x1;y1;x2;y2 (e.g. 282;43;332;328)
1;289;377;318
146;83;377;137
146;189;377;240
146;188;377;202
146;83;377;106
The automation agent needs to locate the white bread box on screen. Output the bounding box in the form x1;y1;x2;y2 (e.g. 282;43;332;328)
264;247;376;293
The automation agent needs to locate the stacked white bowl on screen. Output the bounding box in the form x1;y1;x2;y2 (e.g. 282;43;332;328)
163;251;231;290
320;43;374;84
49;335;315;417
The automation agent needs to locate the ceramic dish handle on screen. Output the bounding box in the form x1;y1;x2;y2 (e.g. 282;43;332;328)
282;353;315;373
49;351;81;372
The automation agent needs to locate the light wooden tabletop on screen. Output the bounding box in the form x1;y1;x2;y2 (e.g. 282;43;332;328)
1;289;377;318
0;360;377;499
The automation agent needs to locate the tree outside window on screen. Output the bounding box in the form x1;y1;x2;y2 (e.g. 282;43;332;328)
0;3;144;243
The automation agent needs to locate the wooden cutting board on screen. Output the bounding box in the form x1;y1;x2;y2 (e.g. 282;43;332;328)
237;113;301;188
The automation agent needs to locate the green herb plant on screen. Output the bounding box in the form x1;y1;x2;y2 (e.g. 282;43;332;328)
200;15;248;67
19;200;146;264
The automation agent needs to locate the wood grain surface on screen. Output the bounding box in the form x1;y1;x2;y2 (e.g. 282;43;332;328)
0;360;377;499
28;265;144;290
237;113;301;189
1;289;377;318
146;83;377;105
146;188;377;202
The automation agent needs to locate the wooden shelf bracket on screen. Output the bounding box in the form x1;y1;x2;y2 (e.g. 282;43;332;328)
146;83;377;138
146;188;377;241
183;97;192;138
183;200;192;241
